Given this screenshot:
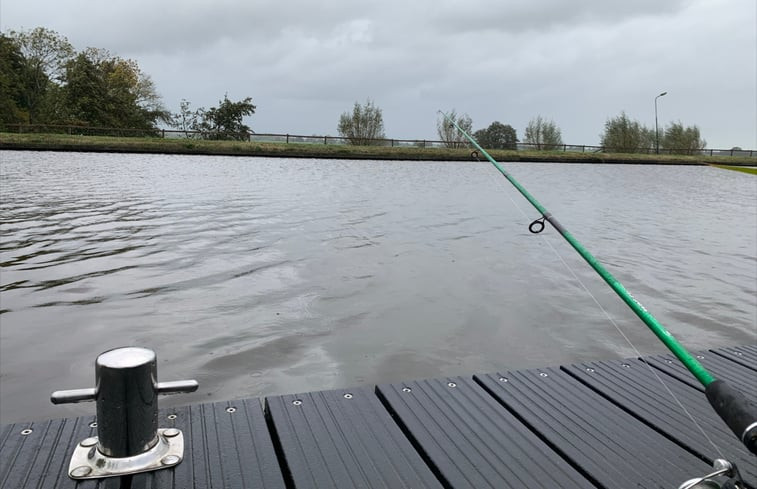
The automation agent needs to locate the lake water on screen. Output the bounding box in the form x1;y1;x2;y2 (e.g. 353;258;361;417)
1;151;755;424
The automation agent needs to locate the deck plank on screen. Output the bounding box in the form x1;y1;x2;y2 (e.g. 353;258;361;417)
475;366;713;489
0;415;106;489
563;358;756;487
265;386;443;489
645;350;757;398
130;399;285;489
710;345;757;371
377;376;593;489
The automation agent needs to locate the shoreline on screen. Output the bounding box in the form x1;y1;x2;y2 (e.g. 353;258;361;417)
2;133;756;165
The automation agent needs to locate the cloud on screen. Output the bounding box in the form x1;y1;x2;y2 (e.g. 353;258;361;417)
2;0;755;147
427;0;689;34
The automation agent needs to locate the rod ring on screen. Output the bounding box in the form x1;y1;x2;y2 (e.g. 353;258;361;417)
471;150;480;160
529;218;546;234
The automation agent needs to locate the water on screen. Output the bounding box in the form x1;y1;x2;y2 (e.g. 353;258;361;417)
1;151;755;424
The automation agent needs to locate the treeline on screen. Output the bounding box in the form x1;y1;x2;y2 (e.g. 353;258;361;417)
1;28;167;131
600;112;705;155
0;27;256;139
335;102;562;151
338;101;708;155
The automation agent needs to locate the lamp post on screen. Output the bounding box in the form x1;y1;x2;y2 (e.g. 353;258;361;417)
655;91;667;154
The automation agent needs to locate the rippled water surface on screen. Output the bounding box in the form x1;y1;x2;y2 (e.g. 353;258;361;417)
1;151;755;423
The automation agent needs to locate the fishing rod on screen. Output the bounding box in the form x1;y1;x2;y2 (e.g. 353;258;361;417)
438;111;756;457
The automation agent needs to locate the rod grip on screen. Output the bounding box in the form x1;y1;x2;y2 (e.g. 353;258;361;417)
705;380;757;455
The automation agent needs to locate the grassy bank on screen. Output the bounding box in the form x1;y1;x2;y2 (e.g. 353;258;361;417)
2;132;756;166
711;164;757;175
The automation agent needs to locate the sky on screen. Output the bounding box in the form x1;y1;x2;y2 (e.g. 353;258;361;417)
1;0;755;149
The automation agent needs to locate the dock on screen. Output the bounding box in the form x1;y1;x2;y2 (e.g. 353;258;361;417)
1;344;755;488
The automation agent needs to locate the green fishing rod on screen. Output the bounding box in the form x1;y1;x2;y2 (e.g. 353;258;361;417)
439;111;757;455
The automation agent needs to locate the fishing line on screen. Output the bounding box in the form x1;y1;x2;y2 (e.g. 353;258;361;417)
442;110;757;457
490;171;725;458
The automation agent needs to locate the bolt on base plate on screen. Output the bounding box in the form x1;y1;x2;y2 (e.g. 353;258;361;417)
68;428;184;479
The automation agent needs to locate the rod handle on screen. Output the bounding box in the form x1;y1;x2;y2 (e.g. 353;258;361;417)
51;388;97;404
705;380;757;455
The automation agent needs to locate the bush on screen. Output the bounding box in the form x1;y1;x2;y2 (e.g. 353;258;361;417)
337;99;385;145
600;112;654;153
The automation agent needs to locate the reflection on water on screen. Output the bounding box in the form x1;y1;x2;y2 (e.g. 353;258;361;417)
1;151;755;423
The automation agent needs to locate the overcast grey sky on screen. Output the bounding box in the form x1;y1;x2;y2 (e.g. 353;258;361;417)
2;0;755;148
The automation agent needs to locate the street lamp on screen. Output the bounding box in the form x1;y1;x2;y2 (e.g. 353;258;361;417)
655;91;667;154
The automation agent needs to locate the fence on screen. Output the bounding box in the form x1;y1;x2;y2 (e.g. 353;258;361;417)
3;124;755;158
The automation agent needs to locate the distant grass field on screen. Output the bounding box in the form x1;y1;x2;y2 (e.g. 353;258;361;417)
711;164;757;175
2;132;756;166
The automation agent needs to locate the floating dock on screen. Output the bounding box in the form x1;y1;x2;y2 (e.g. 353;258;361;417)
1;345;755;488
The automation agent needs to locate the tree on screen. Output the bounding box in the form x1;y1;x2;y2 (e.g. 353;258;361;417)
130;64;170;126
7;27;74;123
600;112;655;153
195;94;256;140
523;116;563;150
473;121;518;150
170;99;202;137
62;51;107;125
62;48;169;130
437;109;472;148
0;34;28;125
337;99;385;145
662;122;706;155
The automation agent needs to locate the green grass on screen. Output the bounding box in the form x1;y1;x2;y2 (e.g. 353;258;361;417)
711;164;757;175
2;132;756;166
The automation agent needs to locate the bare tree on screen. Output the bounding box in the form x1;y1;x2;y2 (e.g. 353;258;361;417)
337;99;385;145
437;110;473;148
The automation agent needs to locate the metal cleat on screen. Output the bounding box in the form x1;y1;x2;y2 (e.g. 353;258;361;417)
51;346;198;479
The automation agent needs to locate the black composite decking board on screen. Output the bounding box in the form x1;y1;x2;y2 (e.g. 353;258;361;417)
376;376;594;489
475;367;713;489
0;415;104;489
130;399;285;489
563;359;757;487
711;345;757;371
265;386;443;489
645;350;757;398
0;399;285;489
